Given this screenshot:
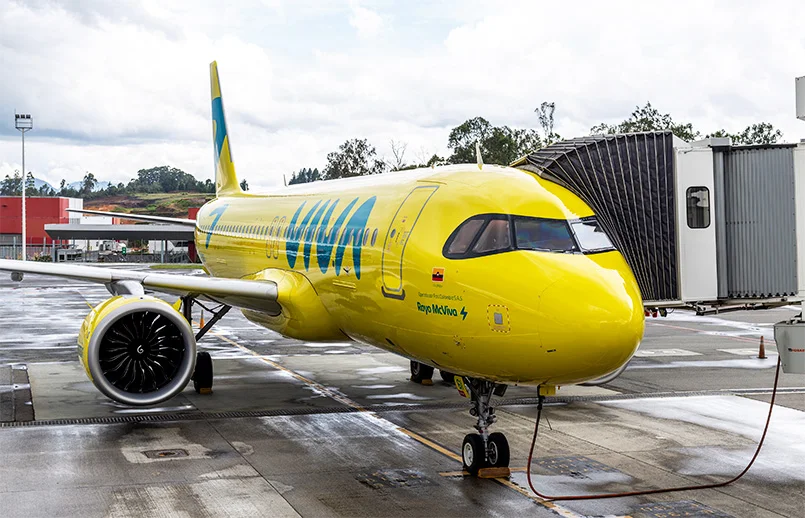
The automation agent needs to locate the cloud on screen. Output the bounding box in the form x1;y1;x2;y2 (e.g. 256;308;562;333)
348;1;383;39
1;0;804;192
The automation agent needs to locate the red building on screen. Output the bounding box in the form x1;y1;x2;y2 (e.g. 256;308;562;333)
0;197;79;245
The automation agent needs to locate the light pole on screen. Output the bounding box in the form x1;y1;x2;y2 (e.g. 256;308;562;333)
15;113;32;261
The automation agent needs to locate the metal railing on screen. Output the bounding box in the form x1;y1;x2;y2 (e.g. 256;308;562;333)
0;245;193;264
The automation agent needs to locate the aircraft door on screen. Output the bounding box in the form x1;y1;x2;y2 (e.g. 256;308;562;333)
381;185;439;299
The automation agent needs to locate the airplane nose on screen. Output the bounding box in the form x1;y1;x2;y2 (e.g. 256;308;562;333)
538;260;644;379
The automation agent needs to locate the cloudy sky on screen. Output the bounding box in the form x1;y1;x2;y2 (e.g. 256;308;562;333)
1;0;804;191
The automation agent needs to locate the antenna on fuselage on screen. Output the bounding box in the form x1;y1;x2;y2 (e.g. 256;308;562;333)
475;142;484;170
283;174;287;186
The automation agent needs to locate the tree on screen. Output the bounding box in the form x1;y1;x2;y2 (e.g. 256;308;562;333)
386;140;409;171
288;167;322;185
591;102;700;141
240;178;249;191
126;165;209;193
25;172;36;197
38;183;55;196
0;171;22;196
81;171;97;196
447;117;541;165
322;139;387;180
535;102;561;145
706;122;783;145
57;178;78;198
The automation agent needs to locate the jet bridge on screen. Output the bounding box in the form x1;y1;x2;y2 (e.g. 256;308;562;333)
513;132;805;308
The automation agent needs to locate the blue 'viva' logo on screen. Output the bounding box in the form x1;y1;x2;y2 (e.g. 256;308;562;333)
285;197;376;279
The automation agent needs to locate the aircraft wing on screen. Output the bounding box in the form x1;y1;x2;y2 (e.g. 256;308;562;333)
66;208;196;226
0;259;280;314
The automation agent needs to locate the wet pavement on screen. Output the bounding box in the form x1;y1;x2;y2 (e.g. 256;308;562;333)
0;266;804;517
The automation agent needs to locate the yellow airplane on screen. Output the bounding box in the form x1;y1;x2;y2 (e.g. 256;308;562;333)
0;62;644;475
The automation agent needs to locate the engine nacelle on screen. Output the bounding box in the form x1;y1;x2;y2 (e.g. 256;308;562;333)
78;295;196;406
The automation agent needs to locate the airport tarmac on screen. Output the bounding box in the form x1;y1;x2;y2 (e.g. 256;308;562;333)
0;266;803;517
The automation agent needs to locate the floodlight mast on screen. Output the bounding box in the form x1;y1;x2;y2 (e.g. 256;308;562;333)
14;113;33;261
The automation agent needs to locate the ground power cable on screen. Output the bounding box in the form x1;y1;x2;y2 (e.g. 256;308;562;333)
526;356;782;501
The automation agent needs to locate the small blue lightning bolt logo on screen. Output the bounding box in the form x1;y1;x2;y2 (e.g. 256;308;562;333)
460;307;467;320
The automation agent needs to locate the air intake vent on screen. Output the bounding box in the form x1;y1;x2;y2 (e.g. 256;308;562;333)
517;132;677;302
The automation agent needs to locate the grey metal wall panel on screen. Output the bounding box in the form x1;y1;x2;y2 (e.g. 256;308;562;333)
723;147;797;298
713;152;728;298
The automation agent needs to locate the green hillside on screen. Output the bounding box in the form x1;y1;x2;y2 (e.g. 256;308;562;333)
85;192;214;218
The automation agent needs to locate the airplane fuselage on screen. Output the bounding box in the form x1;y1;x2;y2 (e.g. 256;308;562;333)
194;164;644;387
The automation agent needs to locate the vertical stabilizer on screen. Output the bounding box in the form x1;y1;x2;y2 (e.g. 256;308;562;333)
210;61;243;196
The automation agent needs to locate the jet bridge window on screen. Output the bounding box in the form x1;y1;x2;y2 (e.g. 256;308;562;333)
686;186;710;229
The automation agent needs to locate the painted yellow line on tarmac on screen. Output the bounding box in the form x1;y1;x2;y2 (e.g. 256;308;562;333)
206;327;592;517
208;329;366;412
397;428;462;462
439;467;529;476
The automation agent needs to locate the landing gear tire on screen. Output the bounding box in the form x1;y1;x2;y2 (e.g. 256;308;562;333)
192;352;213;394
439;370;456;384
460;378;511;476
410;360;434;384
487;432;510;468
462;433;485;475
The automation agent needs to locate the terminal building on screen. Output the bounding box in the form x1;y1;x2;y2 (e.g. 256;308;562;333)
0;196;81;258
0;196;195;262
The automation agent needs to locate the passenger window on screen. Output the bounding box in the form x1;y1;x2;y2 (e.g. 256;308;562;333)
473;219;510;254
445;218;485;256
514;218;577;252
686;186;710;229
371;228;378;246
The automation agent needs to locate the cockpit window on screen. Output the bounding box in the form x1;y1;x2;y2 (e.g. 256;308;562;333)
513;217;577;253
473;218;511;254
443;213;616;259
445;217;485;256
570;217;615;253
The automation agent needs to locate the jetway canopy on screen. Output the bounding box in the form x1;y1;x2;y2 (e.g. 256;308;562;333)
514;132;678;302
513;133;805;306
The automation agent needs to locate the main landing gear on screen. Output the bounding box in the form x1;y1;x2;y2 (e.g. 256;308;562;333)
461;379;510;475
409;360;456;385
181;296;231;395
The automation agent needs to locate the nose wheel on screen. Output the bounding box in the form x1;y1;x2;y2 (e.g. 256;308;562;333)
460;378;510;475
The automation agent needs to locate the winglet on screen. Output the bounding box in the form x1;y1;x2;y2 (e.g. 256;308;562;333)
210;61;243;196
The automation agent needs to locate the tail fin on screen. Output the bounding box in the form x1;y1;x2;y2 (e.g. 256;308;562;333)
210;61;243;196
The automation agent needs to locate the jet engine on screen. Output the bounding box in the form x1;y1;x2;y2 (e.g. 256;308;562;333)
78;295;196;406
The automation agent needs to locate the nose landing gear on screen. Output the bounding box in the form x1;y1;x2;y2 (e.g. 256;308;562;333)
461;378;510;475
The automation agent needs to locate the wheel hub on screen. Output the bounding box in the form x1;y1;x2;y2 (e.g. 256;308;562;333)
487;442;498;465
463;442;474;466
